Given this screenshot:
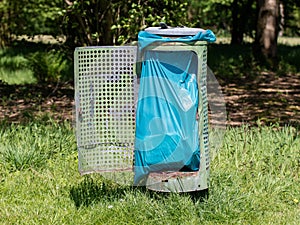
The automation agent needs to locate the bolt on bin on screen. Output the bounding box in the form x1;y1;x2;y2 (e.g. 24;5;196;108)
74;24;216;193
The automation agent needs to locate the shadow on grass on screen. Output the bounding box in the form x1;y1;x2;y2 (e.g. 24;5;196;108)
69;175;209;208
69;175;128;208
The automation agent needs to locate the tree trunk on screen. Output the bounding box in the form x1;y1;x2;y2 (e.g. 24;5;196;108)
101;3;113;45
255;0;279;67
231;0;254;44
231;0;242;44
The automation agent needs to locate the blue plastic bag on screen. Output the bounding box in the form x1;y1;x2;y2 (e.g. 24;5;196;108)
134;50;200;185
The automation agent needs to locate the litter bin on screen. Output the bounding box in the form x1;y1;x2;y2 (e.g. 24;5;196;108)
134;25;216;192
74;24;216;192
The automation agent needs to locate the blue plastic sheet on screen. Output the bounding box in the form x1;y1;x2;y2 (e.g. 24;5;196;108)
134;50;200;185
138;29;216;49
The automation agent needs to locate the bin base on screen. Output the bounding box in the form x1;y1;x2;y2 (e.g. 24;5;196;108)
146;171;208;193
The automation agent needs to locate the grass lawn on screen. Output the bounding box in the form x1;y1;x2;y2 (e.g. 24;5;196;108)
0;120;299;224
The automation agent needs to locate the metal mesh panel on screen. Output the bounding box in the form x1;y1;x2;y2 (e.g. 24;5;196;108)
74;46;137;174
200;48;210;171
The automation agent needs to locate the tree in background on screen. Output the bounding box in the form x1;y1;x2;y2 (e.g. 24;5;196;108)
1;0;299;70
62;0;190;47
112;0;190;45
231;0;255;44
252;0;300;68
190;0;299;67
0;0;14;47
188;1;231;35
254;0;279;67
62;0;115;47
280;0;300;37
0;0;63;47
188;0;257;43
1;0;299;48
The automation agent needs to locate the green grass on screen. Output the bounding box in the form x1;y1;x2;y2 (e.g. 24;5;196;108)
0;120;299;224
0;49;36;84
216;36;300;46
0;41;73;84
0;41;50;84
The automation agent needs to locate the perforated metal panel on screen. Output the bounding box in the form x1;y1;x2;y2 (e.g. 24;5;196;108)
200;48;210;171
74;46;137;174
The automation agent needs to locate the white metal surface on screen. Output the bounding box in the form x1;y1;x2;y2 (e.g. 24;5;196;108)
74;46;137;174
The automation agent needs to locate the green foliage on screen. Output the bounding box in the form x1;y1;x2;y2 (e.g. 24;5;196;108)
61;0;114;46
0;0;299;83
0;0;63;47
208;42;300;82
112;0;190;45
61;0;191;46
282;0;300;36
0;41;73;84
189;0;257;41
1;0;300;49
188;0;232;30
0;0;63;38
26;49;70;83
0;0;10;47
0;46;36;84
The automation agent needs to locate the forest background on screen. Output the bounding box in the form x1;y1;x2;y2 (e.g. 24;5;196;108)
0;0;299;125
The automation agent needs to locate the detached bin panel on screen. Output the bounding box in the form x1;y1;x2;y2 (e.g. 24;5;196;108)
74;46;137;174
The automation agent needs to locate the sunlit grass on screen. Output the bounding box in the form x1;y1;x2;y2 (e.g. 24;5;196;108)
0;69;36;84
0;51;36;84
216;36;300;46
0;120;299;224
0;41;73;84
278;37;300;46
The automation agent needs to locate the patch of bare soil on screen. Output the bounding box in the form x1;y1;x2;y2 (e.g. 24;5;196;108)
0;72;299;126
0;81;74;123
222;72;300;126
